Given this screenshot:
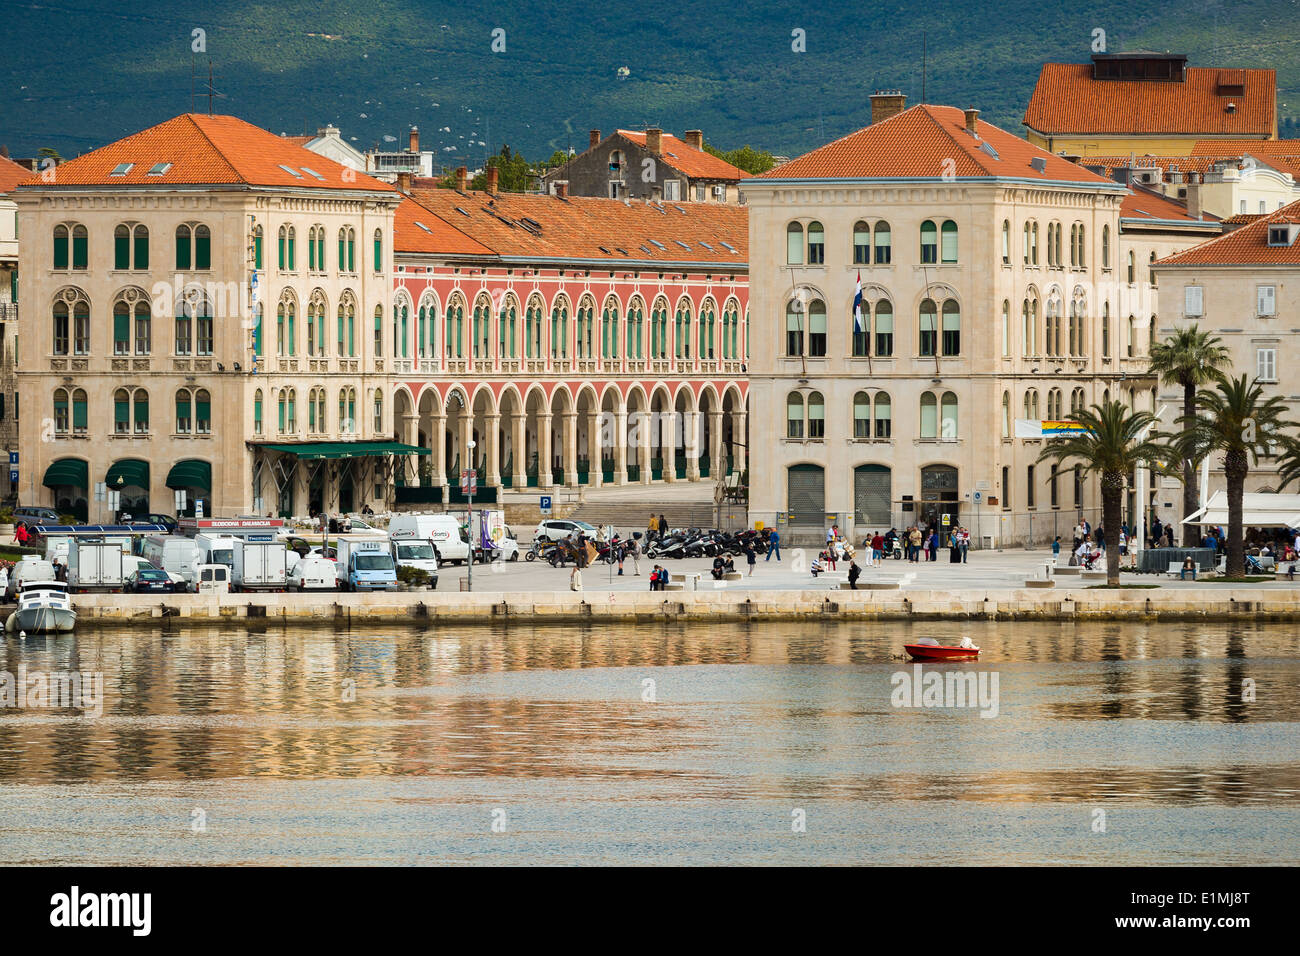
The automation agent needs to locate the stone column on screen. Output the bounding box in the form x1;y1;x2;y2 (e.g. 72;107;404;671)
588;408;603;488
538;412;553;488
732;409;748;473
614;408;629;485
485;412;501;488
709;410;724;476
511;412;527;487
663;411;678;483
433;412;449;499
563;411;578;488
684;410;701;481
402;412;419;488
638;410;652;486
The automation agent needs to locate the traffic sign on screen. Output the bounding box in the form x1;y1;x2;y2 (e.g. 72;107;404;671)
8;451;17;465
540;494;553;515
973;491;982;503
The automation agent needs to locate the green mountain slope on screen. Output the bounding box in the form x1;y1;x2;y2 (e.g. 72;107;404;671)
4;0;1297;164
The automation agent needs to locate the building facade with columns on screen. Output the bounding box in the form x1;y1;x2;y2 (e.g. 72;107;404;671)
742;101;1188;546
15;113;406;520
390;178;751;501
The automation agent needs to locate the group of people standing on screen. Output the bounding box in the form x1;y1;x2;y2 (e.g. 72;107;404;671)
892;524;970;564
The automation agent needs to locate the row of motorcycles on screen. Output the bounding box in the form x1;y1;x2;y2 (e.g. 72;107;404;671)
645;527;774;560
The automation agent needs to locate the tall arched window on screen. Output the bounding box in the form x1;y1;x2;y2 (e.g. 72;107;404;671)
852;300;870;357
1102;225;1110;269
674;301;691;360
627;297;644;360
940;391;958;439
472;296;489;359
1001;220;1010;264
373;229;383;273
133;387;149;434
918;299;937;356
175;388;192;434
1127;250;1135;284
551;297;570;360
785;299;803;356
699;299;715;360
446;297;464;358
651;299;668;359
114;388;131;435
501;295;518;359
874;301;893;356
373;389;383;432
786;392;805;439
194;388;210;435
374;304;384;357
874;392;892;438
920;221;938;264
786;222;804;265
316;388;327;433
1001;300;1010;356
1102;302;1111;357
254;389;263;435
286;388;297;433
941;300;960;355
114;223;149;270
920;391;938;438
1126;315;1135;357
1001;391;1011;437
940;220;958;263
1148;251;1157;286
853;222;871;264
807;300;826;356
53;387;70;434
807;222;825;264
807;391;825;438
853;391;871;438
601;297;618;361
874;222;891;264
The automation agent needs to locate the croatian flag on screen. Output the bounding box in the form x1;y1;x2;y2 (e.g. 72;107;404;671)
853;272;864;334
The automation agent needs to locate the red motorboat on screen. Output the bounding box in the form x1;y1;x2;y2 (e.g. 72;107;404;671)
904;637;980;661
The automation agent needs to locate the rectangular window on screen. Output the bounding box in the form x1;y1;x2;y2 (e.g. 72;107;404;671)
115;395;129;434
196;396;211;433
1257;285;1276;316
254;396;263;435
664;180;680;201
1026;465;1036;509
1257;347;1277;382
176;317;192;355
196;232;210;269
1049;465;1059;508
134;395;149;433
1185;285;1203;317
176;394;191;433
115;232;130;270
177;233;192;270
197;315;213;355
54;234;68;270
73;395;86;432
114;310;130;355
72;233;88;270
1001;466;1011;510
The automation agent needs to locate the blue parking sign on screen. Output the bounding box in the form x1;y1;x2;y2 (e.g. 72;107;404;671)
540;495;552;515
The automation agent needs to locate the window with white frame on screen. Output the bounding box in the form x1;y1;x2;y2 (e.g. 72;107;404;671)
1257;347;1277;382
1257;285;1276;316
1184;285;1203;317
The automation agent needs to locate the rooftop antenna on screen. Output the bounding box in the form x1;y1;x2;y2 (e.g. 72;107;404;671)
207;60;214;115
922;32;927;104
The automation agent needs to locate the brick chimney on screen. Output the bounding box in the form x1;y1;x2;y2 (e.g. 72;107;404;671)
964;108;979;133
396;171;412;193
486;166;499;195
556;182;569;199
684;129;703;151
870;91;907;125
455;166;468;191
409;126;419;153
645;127;663;155
589;129;601;150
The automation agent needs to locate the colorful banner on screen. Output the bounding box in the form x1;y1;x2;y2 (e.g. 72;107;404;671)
1014;419;1090;439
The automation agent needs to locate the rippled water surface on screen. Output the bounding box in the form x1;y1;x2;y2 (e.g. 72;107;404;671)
1;620;1297;864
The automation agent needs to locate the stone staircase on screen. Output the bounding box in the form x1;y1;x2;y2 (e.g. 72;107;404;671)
569;500;718;531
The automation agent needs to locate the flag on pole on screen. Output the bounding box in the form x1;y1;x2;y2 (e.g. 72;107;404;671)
853;272;864;334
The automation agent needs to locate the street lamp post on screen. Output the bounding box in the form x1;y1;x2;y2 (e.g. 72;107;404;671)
466;438;476;592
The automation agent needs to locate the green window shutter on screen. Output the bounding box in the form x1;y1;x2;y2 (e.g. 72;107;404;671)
176;394;190;423
254;397;262;425
348;313;355;355
338;237;345;269
115;234;130;270
288;239;295;272
196;397;210;421
53;235;68;270
134;233;149;269
308;240;316;272
374;237;381;270
419;308;426;352
113;309;129;345
176;233;191;269
348;240;354;272
288;312;295;355
255;235;263;270
73;397;87;429
278;237;285;270
53;395;68;413
196;234;210;269
254;314;262;356
135;396;148;426
115;398;129;425
72;235;88;270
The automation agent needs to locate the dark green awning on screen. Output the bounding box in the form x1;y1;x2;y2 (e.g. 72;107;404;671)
105;458;150;489
43;458;88;489
256;441;430;461
166;458;211;491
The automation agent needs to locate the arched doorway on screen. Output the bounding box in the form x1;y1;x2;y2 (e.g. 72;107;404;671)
106;458;150;520
854;464;891;529
43;457;89;522
787;463;825;531
919;464;959;529
165;458;211;517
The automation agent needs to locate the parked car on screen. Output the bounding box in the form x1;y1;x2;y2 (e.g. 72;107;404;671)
533;518;598;542
126;567;175;594
13;506;62;527
141;513;179;533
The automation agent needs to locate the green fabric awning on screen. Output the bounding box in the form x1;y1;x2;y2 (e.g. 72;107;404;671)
43;458;88;489
166;459;211;491
257;441;430;460
105;458;149;489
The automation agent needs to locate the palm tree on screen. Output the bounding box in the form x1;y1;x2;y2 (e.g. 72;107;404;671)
1172;374;1295;578
1148;325;1232;545
1038;401;1168;586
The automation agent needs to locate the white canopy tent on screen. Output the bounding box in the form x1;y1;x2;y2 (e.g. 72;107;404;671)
1181;491;1300;529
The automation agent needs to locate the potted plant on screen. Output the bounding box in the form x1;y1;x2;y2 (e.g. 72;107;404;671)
0;509;12;537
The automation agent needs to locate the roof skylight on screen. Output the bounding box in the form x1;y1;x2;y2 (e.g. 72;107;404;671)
147;162;172;176
278;164;303;178
300;166;326;180
110;162;134;176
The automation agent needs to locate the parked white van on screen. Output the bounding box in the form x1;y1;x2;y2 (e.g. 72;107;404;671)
388;513;470;564
6;557;57;601
192;564;230;594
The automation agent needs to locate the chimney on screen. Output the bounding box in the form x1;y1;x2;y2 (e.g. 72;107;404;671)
486;166;499;195
1186;181;1201;220
684;129;703;151
964;108;979;134
556;182;569;199
455;166;468;191
409;126;419;153
396;171;412;193
645;127;663;156
870;90;907;125
589;129;601;151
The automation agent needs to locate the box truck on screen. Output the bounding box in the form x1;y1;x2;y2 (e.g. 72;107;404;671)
232;539;289;591
66;540;126;592
388;513;470;564
390;537;439;588
335;534;398;591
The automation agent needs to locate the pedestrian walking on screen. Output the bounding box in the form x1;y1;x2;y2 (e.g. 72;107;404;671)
766;527;781;561
647;513;658;544
847;560;861;590
745;543;756;576
628;533;642;575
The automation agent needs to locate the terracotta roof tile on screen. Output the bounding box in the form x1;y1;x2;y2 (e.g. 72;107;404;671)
1190;138;1300;155
1024;63;1276;136
1120;187;1216;223
1156;199;1300;265
615;130;745;181
394;197;493;257
0;155;33;192
758;104;1115;184
18;114;395;192
398;184;748;265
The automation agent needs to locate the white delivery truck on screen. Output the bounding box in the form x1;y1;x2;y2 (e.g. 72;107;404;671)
334;534;398;591
390;538;439;588
469;509;519;562
193;533;238;572
388;513;470;564
66;540;125;592
287;555;338;591
231;539;288;592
